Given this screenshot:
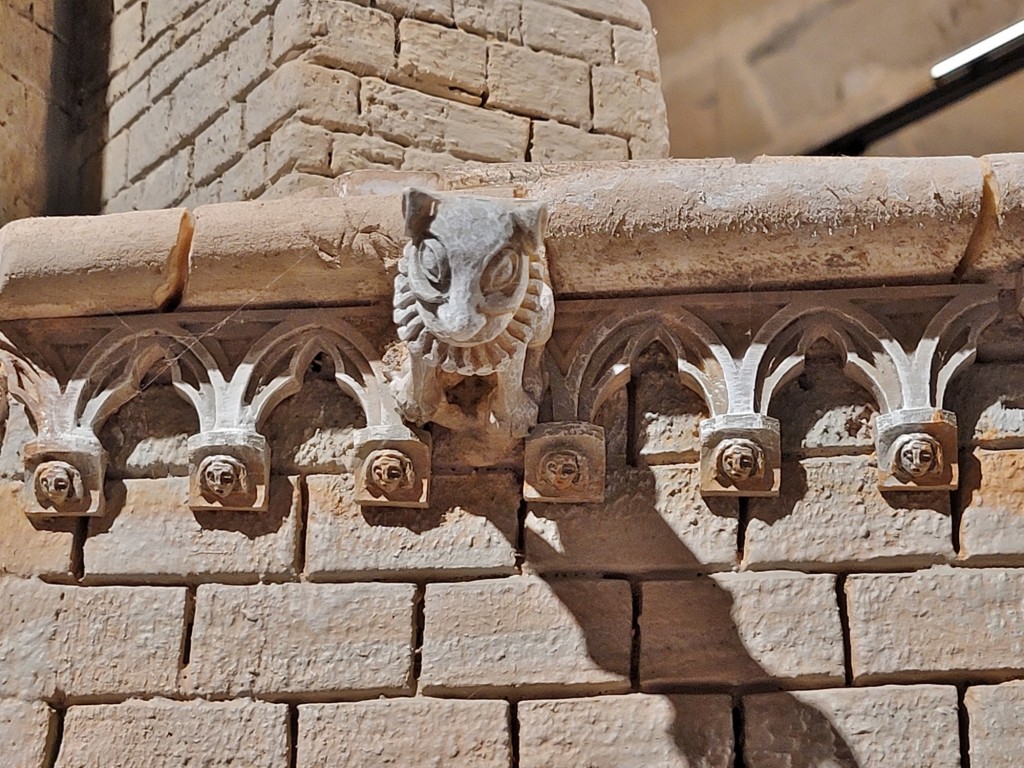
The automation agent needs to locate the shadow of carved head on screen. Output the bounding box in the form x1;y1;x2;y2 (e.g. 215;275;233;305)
395;189;551;374
34;461;84;508
366;449;416;496
199;455;247;499
539;449;588;494
892;433;942;481
715;439;765;485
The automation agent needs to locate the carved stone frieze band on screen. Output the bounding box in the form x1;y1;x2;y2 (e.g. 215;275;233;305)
0;282;1001;518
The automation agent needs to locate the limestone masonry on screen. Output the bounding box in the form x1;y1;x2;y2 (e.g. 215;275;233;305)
0;155;1023;765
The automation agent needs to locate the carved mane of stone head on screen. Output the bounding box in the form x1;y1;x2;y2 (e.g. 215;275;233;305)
394;188;551;375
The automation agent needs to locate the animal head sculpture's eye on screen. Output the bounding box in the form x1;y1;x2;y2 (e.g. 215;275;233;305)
418;239;449;288
482;247;521;295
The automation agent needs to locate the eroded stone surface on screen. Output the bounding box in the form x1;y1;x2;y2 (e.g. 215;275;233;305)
0;480;74;578
0;579;185;699
641;572;844;687
187;582;415;697
298;699;510;768
745;456;952;570
421;576;632;695
0;699;54;768
305;472;518;579
518;694;734;768
84;476;299;581
959;449;1024;561
744;686;959;768
525;466;737;573
847;567;1024;682
966;681;1024;768
57;699;289;768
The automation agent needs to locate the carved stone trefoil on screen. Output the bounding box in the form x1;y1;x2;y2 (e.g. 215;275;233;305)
389;188;554;467
524;422;605;504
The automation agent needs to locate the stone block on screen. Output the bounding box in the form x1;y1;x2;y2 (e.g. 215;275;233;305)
518;694;734;768
136;148;192;211
745;456;952;570
487;43;590;127
84;476;299;581
223;14;273;99
525;467;737;573
102;130;130;203
126;97;176;181
268;120;333;179
592;65;669;150
0;699;54;768
966;681;1024;768
744;686;959;768
0;579;185;699
194;104;243;184
401;147;459;172
219;143;268;202
108;78;149;138
57;699;289;767
396;19;486;102
521;1;612;63
947;363;1024;447
530;122;628;163
331;133;406;174
547;0;650;29
297;698;510;768
273;0;395;77
959;448;1024;561
305;472;518;580
187;582;415;697
847;567;1024;682
421;576;632;695
0;206;192;319
0;480;75;578
453;0;522;42
371;0;453;24
361;78;530;162
244;61;361;145
613;25;660;79
109;0;144;73
641;572;844;687
182;194;404;309
965;154;1024;283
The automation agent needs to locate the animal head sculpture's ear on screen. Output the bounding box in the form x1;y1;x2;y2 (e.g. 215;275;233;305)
403;188;441;240
512;202;548;253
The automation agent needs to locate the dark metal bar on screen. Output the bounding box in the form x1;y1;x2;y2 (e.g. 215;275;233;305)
807;36;1024;156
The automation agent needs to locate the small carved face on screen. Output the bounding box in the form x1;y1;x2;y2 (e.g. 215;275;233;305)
199;455;247;499
893;434;942;480
539;449;588;493
34;461;83;507
716;439;765;484
367;450;416;495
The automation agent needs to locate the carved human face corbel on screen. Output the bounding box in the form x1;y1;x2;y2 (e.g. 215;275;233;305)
875;409;957;490
354;426;431;508
23;436;106;518
524;423;605;504
699;414;781;497
188;430;270;511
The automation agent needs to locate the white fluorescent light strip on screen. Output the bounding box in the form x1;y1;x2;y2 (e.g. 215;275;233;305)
930;19;1024;80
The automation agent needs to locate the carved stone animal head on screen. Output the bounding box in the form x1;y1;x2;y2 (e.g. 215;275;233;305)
199;455;247;499
366;449;416;495
34;461;84;508
893;433;942;480
539;449;588;493
395;189;551;374
715;439;765;484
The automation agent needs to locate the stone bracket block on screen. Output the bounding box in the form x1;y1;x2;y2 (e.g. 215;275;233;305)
23;435;107;518
875;408;958;490
354;426;432;508
700;414;781;498
524;422;605;503
188;430;270;512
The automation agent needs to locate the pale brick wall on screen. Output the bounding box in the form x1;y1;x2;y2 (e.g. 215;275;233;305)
102;0;669;214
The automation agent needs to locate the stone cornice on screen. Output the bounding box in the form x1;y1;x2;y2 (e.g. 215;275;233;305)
0;155;1021;321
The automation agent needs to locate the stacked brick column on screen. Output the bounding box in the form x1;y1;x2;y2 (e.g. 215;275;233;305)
102;0;669;213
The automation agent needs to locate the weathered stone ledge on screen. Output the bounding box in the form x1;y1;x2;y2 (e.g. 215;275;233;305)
0;154;1021;320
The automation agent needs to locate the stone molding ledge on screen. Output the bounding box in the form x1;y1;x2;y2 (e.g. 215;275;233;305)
0;155;1022;321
